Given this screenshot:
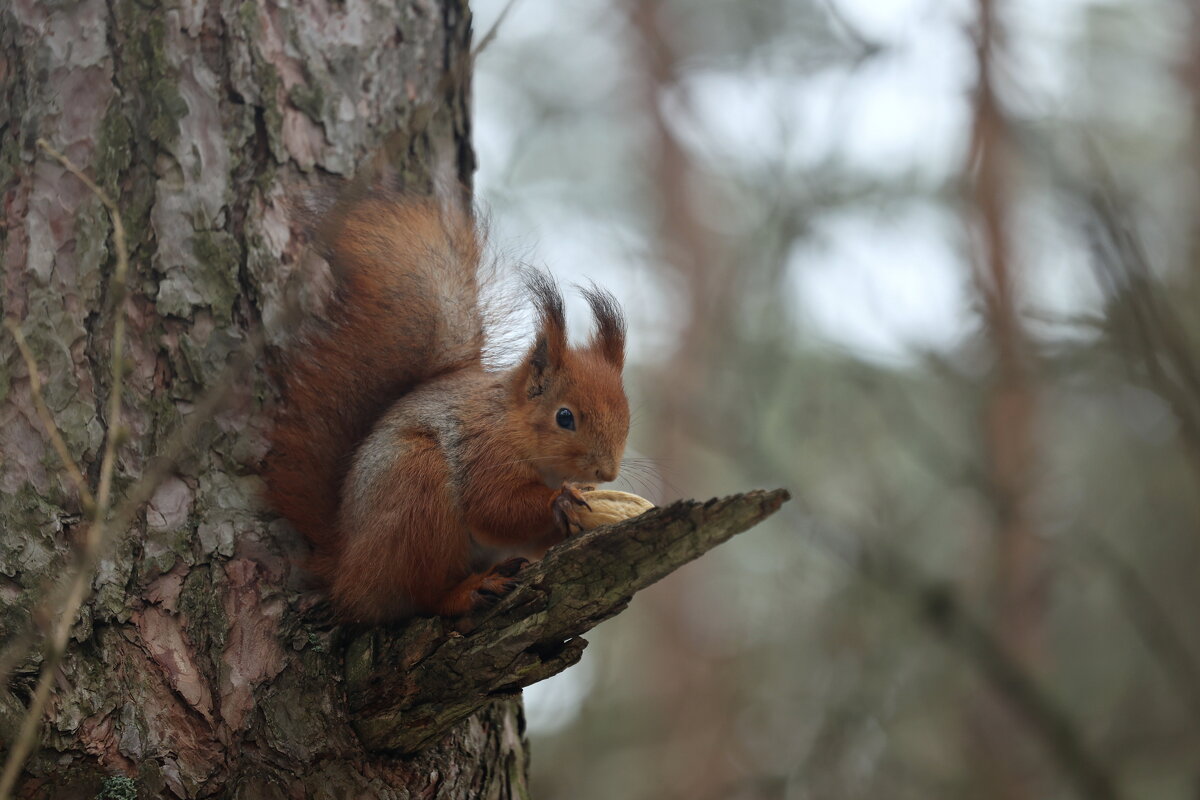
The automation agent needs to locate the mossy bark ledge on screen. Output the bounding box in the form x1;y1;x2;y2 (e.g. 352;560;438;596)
345;489;790;753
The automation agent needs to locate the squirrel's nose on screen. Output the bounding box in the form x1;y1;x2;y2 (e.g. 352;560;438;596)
595;466;618;483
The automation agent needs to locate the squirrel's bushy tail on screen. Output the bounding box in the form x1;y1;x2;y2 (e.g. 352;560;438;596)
263;194;484;583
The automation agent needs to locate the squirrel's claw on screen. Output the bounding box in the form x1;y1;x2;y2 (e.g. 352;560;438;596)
493;556;529;577
553;482;594;535
473;560;528;608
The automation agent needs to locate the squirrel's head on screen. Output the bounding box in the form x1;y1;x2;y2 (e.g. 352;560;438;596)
510;273;629;486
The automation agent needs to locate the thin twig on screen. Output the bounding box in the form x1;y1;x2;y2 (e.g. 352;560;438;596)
0;346;256;798
471;0;520;60
1077;166;1200;483
0;141;132;800
846;544;1122;800
0;339;257;688
37;138;132;524
777;510;1121;800
1090;537;1200;728
3;319;95;512
105;345;254;540
0;551;100;797
35;139;121;216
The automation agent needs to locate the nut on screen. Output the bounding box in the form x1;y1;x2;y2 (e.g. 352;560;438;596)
575;490;655;529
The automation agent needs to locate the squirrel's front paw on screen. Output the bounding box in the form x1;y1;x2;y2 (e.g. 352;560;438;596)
553;482;594;535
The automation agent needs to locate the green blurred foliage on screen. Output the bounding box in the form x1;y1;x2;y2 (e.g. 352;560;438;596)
474;0;1200;797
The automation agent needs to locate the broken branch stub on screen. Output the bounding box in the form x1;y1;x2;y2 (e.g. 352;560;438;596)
344;488;790;753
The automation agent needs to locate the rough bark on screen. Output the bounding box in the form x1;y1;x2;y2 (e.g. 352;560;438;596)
0;0;505;796
0;2;786;797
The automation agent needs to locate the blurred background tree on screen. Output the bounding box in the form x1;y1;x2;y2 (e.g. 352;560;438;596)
472;0;1200;797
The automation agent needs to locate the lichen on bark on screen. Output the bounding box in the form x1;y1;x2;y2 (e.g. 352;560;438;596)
0;1;505;795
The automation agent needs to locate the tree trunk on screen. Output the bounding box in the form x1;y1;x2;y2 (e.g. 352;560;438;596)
0;1;532;796
964;1;1048;797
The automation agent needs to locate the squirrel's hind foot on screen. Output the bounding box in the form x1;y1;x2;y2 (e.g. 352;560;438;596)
438;558;529;615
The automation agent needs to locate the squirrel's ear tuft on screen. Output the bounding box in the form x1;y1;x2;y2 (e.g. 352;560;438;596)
581;283;626;370
518;270;567;399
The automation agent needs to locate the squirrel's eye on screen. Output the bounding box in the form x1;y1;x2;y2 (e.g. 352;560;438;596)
556;407;576;431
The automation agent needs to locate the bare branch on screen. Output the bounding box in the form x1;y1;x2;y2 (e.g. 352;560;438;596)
848;546;1122;800
34;139;131;528
3;319;95;512
471;0;520;60
1090;538;1200;728
344;489;789;753
0;338;255;682
4;130;305;781
0;355;256;798
1078;166;1200;481
3;141;175;799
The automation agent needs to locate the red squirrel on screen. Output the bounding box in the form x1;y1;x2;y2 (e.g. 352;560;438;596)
263;191;630;622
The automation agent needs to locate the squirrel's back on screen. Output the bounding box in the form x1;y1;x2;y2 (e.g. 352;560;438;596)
263;194;484;582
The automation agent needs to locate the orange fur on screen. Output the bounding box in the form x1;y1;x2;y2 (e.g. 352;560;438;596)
262;193;629;622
